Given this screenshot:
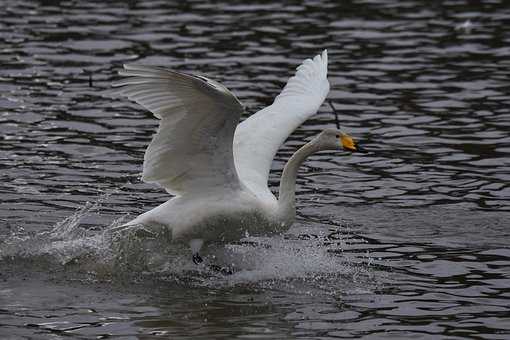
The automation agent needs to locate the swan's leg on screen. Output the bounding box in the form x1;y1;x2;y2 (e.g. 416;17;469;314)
189;238;204;265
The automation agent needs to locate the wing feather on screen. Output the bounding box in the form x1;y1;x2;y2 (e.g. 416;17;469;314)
113;66;244;195
233;50;329;201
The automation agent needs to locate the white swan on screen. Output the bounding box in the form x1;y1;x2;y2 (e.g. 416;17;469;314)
111;50;359;260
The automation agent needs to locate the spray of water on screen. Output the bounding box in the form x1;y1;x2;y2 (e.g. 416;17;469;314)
0;191;379;292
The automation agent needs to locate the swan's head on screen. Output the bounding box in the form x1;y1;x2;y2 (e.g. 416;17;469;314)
315;129;360;152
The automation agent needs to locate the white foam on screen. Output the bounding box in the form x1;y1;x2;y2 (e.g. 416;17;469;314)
0;194;378;293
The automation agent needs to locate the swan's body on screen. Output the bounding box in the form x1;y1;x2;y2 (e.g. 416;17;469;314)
112;50;358;251
128;186;278;243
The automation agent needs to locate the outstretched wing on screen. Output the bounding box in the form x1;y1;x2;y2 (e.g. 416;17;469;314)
233;50;329;201
113;65;244;195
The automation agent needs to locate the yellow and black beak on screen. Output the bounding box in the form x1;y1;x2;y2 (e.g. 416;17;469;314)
340;134;359;152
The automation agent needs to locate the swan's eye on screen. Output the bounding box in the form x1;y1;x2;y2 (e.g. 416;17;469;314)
335;134;340;138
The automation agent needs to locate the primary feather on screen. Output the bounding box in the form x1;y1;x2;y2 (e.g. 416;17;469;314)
233;50;329;202
112;67;244;195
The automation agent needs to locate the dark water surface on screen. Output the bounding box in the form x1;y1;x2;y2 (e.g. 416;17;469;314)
1;0;510;339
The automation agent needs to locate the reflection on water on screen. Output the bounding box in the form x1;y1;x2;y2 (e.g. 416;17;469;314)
1;0;509;338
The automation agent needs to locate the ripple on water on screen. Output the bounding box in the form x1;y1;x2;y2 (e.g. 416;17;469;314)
1;0;510;338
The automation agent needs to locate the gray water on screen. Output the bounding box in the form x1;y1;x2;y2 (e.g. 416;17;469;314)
1;0;510;339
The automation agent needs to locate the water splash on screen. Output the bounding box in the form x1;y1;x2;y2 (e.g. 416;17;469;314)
0;193;378;291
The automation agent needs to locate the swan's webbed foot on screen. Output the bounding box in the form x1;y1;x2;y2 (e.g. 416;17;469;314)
192;253;203;265
208;264;234;275
191;254;233;274
189;238;204;265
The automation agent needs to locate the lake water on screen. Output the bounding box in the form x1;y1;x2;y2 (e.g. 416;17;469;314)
1;0;510;339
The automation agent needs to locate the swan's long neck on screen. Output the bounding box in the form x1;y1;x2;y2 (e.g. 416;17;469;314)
277;140;321;224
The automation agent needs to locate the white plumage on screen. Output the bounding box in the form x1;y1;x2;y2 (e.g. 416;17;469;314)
234;51;329;203
111;50;358;257
113;66;243;195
